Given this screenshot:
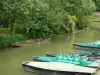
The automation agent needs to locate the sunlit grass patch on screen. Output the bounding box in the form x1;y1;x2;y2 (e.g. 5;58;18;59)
0;28;10;37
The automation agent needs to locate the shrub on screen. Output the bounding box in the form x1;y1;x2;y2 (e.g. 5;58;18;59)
0;0;96;38
0;37;12;49
0;34;26;49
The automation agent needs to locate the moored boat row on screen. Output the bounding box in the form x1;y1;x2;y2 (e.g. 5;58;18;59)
22;41;100;75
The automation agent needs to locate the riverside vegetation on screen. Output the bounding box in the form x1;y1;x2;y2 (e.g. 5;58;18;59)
0;0;99;49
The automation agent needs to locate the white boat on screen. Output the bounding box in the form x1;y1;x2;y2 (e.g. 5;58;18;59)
22;61;99;75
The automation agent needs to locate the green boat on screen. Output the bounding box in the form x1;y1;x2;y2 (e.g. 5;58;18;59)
33;53;100;68
73;41;100;51
46;51;100;58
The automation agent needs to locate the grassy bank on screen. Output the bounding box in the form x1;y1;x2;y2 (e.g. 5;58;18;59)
94;16;100;26
0;34;26;49
91;13;100;29
0;28;10;37
0;28;51;49
0;28;26;49
0;12;99;49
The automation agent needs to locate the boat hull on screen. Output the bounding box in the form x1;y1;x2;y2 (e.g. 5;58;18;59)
46;52;74;57
33;56;47;62
73;44;100;51
46;52;100;59
33;56;100;63
22;61;95;75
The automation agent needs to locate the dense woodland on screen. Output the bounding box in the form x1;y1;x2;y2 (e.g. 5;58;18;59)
94;0;100;11
0;0;99;49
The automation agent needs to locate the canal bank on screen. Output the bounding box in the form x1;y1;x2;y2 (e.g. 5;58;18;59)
0;28;100;75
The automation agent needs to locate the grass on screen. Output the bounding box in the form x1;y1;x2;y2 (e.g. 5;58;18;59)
94;16;100;26
91;14;100;29
0;28;10;37
0;28;26;49
95;16;100;21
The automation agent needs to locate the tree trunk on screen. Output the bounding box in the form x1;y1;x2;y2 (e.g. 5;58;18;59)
12;24;15;37
71;21;75;33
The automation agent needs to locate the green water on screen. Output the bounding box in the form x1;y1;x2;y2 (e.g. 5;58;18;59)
0;29;100;75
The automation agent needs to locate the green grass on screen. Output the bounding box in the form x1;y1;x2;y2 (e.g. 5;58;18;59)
96;16;100;21
0;28;10;37
94;16;100;26
91;15;100;28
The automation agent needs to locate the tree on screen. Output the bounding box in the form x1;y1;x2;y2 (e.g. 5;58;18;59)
96;0;100;11
65;0;96;29
0;0;96;38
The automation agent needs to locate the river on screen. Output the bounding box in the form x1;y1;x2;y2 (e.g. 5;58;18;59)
0;29;100;75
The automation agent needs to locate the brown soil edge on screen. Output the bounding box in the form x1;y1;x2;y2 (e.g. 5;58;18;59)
96;12;100;16
12;37;51;47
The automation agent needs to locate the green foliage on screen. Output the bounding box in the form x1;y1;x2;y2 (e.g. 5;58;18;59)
96;0;100;11
66;0;96;29
0;0;96;39
0;37;12;49
0;34;26;49
0;28;9;34
76;16;94;29
11;34;26;43
0;28;10;37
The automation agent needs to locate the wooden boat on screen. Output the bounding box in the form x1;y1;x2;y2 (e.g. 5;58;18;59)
73;41;100;51
22;61;98;75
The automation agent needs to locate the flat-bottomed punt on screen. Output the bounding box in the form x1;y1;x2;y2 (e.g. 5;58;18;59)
46;52;100;59
73;41;100;51
33;56;100;64
22;61;98;75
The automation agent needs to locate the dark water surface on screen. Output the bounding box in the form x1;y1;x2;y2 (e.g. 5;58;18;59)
0;29;100;75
